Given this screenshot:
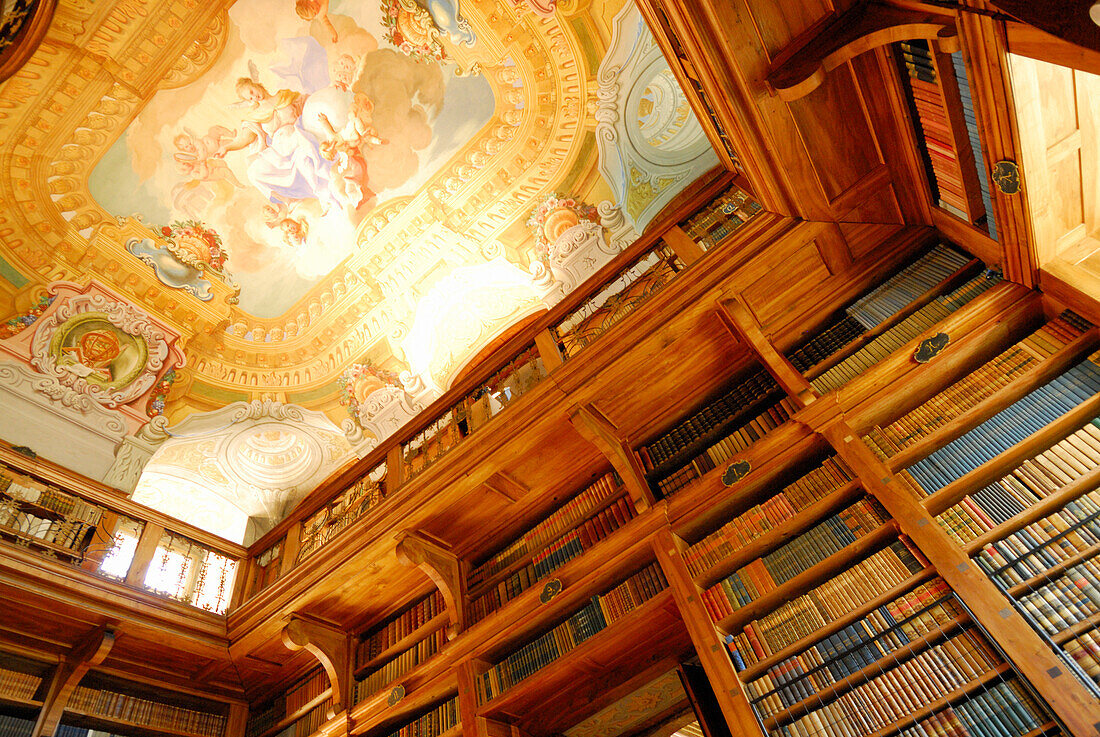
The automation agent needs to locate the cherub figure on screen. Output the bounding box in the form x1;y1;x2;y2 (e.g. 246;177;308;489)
317;93;387;211
262;202;311;248
296;0;338;43
170;126;242;217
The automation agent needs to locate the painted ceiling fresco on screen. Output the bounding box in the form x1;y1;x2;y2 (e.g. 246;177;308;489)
89;0;497;317
0;0;718;539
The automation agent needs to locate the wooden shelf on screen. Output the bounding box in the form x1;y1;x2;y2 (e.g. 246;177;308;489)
356;612;449;677
64;708;224;737
249;688;332;737
921;389;1100;517
1053;609;1100;645
466;487;630;600
692;478;864;590
715;522;898;634
883;327;1100;476
762;614;968;730
802;258;984;382
475;590;688;729
0;523;84;560
0;692;43;718
736;566;937;682
962;461;1100;554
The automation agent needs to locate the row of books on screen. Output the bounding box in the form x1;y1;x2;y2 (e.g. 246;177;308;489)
810;270;1001;395
246;668;329;737
950;49;998;240
280;698;331;737
846;245;972;330
57;725;126;737
654;394;798;499
355;627;446;702
467;471;620;588
899;358;1100;495
0;469;105;524
680;183;762;251
716;541;929;659
739;580;960;719
69;685;226;737
468;497;638;623
357;591;446;667
864;316;1087;462
0;666;41;701
972;491;1100;588
475;563;668;703
786;316;865;374
1061;626;1100;686
1000;558;1100;638
383;696;458;737
0;508;93;553
640;368;780;472
704;499;892;613
0;716;32;737
898;41;976;221
684;457;854;578
770;630;1003;737
787;678;1053;737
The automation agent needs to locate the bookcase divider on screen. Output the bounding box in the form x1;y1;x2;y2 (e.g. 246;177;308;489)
651;529;763;737
568;404;656;512
819;420;1100;735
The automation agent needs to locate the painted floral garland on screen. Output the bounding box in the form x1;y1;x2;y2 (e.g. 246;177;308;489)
381;0;447;64
159;220;229;274
0;294;54;340
146;367;177;418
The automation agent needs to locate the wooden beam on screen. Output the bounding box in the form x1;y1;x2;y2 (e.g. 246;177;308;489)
123;522;164;589
33;627;115;737
767;2;960;101
394;530;467;638
715;297;817;408
569;404;656;512
482;472;528;504
282;615;351;717
820;421;1100;736
662;225;707;266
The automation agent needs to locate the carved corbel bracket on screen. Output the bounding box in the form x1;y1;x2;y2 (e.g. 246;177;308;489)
767;1;960;101
569;403;656;512
34;627;116;737
395;530;467;639
282;614;351;717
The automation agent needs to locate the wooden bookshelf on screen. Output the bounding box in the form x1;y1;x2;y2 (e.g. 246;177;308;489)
800;257;984;382
760;613;971;731
248;689;332;737
713;522;899;634
692;477;864;590
62;709;220;737
465;484;630;601
0;694;42;720
355;613;449;677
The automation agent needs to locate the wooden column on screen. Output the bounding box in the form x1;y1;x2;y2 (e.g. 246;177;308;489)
651;529;762;737
455;658;488;737
282;614;351;717
33;627;115;737
819;421;1100;737
569;403;656;512
395;530;467;638
956;10;1037;287
124;521;164;589
280;522;303;578
225;703;249;737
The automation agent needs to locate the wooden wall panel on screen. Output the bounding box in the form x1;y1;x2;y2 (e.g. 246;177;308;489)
740;234;834;329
